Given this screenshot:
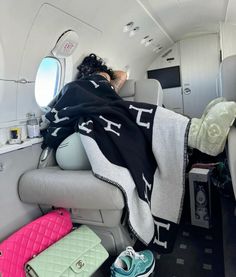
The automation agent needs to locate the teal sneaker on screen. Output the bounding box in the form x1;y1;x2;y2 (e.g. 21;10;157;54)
111;246;155;277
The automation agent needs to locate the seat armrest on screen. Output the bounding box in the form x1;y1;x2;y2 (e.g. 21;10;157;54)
227;126;236;199
19;167;125;210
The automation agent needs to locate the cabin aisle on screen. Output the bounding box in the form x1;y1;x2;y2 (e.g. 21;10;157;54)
95;187;225;277
151;187;224;277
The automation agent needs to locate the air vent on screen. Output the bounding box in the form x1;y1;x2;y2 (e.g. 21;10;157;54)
129;26;140;37
166;58;175;61
123;22;134;32
161;49;172;58
141;36;150;44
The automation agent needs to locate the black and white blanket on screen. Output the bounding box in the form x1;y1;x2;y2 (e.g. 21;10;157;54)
42;75;190;253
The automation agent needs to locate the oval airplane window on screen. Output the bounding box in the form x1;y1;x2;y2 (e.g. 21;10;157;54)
35;57;61;107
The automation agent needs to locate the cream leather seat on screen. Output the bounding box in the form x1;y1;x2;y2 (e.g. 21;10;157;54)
18;79;163;254
218;55;236;102
218;55;236;197
216;55;236;276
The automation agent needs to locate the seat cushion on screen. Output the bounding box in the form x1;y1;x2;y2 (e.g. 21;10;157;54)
56;132;91;170
19;167;124;210
135;79;161;105
118;79;135;99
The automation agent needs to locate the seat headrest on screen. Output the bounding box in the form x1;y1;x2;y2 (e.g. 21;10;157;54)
219;55;236;101
118;79;163;106
118;80;136;98
135;79;163;105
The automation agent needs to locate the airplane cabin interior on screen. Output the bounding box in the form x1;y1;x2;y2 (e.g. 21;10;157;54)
0;0;236;276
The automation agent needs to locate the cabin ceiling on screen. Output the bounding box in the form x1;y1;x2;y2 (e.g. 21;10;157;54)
1;0;236;84
138;0;235;42
226;0;236;23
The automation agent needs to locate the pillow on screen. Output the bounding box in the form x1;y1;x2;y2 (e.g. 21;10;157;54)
56;132;91;170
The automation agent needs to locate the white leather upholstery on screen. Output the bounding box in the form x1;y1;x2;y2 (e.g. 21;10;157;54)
118;80;136;100
135;79;163;105
56;132;91;170
218;55;236;199
18;78;163;253
55;79;164;171
227;127;236;198
217;57;236;274
119;79;163;105
19;78;163;206
218;55;236;102
19;78;163;209
19;167;124;210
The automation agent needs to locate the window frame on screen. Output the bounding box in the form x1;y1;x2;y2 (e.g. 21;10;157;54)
35;56;65;108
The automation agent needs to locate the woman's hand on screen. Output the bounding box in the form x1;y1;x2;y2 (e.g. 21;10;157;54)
110;70;127;92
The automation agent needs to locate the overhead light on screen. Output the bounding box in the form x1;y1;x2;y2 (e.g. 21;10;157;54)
145;39;153;47
129;27;140;37
153;48;162;54
141;36;149;45
152;44;162;53
123;22;134;33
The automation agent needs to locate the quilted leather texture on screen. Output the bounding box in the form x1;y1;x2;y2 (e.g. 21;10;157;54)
26;225;109;277
0;208;72;277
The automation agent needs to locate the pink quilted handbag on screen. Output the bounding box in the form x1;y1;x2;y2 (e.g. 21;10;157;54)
0;208;72;277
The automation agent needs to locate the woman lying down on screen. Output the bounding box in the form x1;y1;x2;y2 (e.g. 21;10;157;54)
40;53;236;253
41;53;236;169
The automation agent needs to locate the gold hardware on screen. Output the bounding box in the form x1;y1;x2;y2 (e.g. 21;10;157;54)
76;260;85;269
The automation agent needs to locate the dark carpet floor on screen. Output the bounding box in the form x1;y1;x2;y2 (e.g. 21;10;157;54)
152;209;224;276
99;187;225;277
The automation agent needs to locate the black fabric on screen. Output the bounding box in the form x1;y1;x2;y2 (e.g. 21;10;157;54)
42;74;122;149
42;75;186;253
43;75;157;201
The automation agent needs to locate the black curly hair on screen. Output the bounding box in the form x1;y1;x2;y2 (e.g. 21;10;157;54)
76;53;115;80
